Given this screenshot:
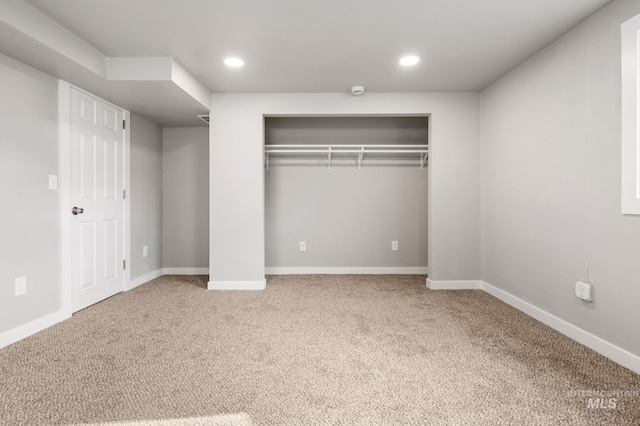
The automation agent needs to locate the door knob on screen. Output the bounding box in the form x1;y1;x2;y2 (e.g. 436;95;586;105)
72;206;84;215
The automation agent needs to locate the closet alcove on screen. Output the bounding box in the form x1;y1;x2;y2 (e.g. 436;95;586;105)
264;116;429;274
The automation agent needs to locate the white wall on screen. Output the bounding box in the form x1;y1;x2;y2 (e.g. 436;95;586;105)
210;93;480;284
130;113;163;279
162;127;209;269
481;0;640;357
0;52;60;333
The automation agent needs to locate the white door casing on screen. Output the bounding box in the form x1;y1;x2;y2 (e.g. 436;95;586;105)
68;86;126;311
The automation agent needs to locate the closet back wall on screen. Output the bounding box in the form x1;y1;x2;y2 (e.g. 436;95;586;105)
265;117;428;271
266;116;428;145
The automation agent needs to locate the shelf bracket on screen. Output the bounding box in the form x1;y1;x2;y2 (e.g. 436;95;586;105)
420;153;428;169
357;147;364;169
265;152;270;170
328;147;332;169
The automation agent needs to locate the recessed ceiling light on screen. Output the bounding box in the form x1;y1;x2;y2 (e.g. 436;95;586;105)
399;56;420;66
224;57;244;67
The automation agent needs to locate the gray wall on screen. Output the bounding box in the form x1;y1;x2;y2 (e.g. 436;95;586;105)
162;127;209;268
266;167;427;267
210;93;480;283
130;113;163;279
0;53;60;333
480;0;640;357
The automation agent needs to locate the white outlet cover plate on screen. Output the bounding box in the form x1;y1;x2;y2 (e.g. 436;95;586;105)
299;241;306;252
575;281;592;301
15;276;27;296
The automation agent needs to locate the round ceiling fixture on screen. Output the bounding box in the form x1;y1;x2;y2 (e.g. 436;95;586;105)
399;56;420;66
351;86;366;96
224;57;244;67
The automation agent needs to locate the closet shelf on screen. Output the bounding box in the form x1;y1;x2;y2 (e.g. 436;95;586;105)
264;144;429;169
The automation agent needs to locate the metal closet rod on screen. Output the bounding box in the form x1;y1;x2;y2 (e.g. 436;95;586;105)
265;144;428;149
264;144;429;169
266;149;427;153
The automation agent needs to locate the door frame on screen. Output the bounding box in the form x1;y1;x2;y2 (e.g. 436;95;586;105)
58;80;131;315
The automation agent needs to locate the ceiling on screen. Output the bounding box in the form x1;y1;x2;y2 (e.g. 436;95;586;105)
4;0;614;125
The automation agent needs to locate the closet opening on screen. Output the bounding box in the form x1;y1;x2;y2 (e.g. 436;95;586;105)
264;115;429;275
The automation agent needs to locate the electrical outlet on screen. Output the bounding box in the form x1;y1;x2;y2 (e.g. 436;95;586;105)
391;241;399;251
143;245;148;257
15;276;27;296
575;281;592;302
299;241;307;252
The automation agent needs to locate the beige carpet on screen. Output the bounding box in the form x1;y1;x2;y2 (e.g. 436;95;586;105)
0;275;638;425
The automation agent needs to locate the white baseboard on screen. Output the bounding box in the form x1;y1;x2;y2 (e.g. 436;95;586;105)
208;279;266;291
481;281;640;375
163;267;209;275
0;309;70;350
266;267;428;275
426;279;483;290
126;268;163;291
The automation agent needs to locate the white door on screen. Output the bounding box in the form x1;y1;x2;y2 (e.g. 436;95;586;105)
69;87;125;312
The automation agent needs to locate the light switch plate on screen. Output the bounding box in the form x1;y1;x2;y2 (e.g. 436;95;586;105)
48;175;57;190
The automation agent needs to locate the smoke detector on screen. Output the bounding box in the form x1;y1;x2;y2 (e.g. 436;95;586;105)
351;86;366;96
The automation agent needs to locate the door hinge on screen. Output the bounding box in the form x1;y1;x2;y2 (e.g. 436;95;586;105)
123;119;126;130
123;189;126;200
123;260;126;270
